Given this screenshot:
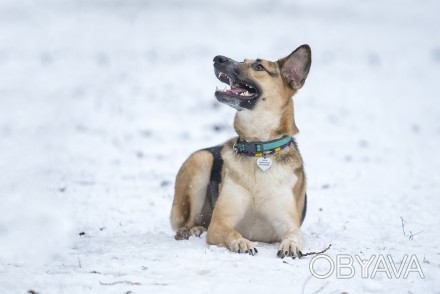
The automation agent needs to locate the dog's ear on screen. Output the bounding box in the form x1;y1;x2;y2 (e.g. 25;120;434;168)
278;44;311;90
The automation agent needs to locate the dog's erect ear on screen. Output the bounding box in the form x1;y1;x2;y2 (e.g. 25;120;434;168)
278;44;311;90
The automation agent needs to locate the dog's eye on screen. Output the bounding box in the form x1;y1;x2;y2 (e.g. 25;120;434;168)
253;64;265;71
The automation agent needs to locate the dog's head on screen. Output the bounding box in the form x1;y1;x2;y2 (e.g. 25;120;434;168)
213;45;311;111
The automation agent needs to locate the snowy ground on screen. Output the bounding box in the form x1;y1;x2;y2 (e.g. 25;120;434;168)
1;0;440;293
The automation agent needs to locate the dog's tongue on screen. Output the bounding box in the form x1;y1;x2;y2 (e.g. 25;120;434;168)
228;87;246;94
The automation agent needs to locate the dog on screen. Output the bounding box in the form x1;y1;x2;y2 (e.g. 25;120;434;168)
170;45;311;258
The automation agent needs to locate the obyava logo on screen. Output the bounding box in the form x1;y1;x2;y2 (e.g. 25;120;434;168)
309;254;425;279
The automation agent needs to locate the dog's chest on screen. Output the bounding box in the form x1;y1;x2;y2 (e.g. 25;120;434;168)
226;153;297;193
252;161;297;194
227;156;298;242
250;162;297;215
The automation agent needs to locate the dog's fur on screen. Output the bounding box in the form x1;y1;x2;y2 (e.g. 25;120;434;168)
170;45;311;258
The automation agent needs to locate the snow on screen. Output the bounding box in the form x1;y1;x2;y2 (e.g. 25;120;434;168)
1;0;440;293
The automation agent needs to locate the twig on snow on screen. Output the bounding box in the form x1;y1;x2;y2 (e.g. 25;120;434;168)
400;216;406;237
408;230;423;240
99;281;142;286
423;256;440;268
299;244;332;258
401;216;423;240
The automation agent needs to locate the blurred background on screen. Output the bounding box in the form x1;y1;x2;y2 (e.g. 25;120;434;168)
0;0;439;292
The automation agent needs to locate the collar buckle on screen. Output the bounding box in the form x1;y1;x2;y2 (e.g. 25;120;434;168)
246;142;259;154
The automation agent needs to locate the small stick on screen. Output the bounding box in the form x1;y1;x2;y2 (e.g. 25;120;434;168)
423;256;440;268
400;216;406;236
401;216;423;240
408;230;423;240
299;244;332;258
99;281;141;286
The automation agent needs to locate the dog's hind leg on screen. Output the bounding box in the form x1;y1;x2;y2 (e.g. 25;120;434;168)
170;150;213;238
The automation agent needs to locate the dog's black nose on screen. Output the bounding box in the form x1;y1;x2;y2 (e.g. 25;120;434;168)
213;55;228;64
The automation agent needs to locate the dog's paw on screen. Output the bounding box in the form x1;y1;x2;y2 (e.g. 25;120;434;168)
190;226;206;237
277;238;301;259
227;237;258;256
175;226;191;240
175;226;207;240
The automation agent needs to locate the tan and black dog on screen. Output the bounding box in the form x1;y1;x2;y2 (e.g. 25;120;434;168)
170;45;311;258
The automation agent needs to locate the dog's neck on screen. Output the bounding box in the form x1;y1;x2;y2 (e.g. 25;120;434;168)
234;99;299;142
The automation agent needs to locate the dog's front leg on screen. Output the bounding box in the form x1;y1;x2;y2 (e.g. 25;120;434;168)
277;226;304;258
206;177;257;255
268;197;304;258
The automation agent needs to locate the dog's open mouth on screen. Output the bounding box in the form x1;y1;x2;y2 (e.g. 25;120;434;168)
214;71;259;100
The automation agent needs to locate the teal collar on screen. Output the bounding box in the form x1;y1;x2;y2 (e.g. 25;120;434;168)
233;135;293;157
